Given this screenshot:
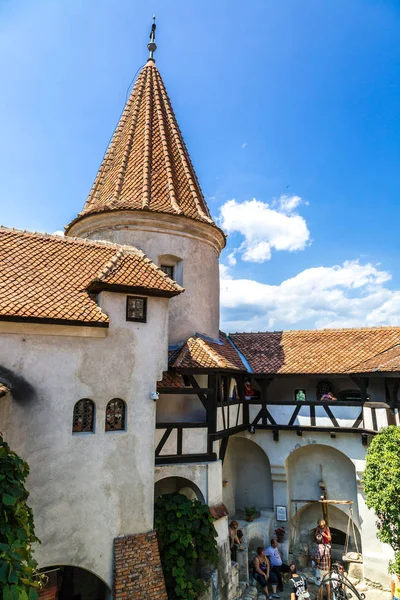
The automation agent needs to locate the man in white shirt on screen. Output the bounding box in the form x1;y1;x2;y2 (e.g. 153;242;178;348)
265;538;290;592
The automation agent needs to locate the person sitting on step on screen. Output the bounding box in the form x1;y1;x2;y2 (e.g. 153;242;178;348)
253;547;279;599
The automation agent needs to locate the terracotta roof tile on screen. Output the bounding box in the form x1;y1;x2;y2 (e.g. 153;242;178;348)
170;332;246;371
230;328;400;375
347;344;400;373
157;371;185;389
66;60;224;239
0;227;182;326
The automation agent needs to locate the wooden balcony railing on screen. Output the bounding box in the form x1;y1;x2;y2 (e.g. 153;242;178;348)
247;399;397;436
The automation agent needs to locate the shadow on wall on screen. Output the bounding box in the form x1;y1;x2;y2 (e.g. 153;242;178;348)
222;437;273;516
0;366;36;404
154;476;205;503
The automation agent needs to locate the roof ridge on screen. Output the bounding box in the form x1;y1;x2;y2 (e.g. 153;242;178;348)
195;337;226;368
345;342;400;372
231;325;400;335
0;225;147;254
92;249;126;283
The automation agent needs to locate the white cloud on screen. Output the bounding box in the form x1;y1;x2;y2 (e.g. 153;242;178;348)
219;260;400;332
273;194;307;213
219;196;310;264
52;230;64;236
241;142;247;149
227;251;237;266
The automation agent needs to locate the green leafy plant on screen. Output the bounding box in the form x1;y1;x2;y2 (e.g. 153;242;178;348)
363;425;400;573
155;493;219;599
244;506;257;522
0;434;46;600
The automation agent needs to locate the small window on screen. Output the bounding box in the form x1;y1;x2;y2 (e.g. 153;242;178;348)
295;389;306;402
316;380;333;401
160;264;174;279
105;398;126;431
73;399;95;433
126;296;147;322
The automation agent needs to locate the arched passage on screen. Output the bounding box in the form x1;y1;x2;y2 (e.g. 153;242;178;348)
40;565;111;600
154;476;205;503
222;436;273;516
286;444;361;561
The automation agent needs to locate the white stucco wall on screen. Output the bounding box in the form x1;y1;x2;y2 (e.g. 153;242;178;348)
0;291;170;587
222;437;273;515
225;429;392;584
68;212;225;344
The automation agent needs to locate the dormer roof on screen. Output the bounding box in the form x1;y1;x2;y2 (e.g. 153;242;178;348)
66;59;220;234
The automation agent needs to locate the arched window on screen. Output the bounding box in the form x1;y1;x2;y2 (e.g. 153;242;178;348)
316;380;333;401
72;399;95;433
105;399;126;431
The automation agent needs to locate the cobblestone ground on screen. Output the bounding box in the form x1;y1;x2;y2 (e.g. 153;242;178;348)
248;581;391;600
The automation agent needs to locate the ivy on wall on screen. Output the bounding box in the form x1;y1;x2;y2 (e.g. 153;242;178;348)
0;434;46;600
363;425;400;573
155;493;219;599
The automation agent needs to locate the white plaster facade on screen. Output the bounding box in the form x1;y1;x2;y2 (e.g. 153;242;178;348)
0;291;169;587
67;211;225;345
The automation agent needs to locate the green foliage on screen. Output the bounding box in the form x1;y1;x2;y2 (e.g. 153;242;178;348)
0;434;46;599
155;493;219;600
244;506;257;520
363;425;400;573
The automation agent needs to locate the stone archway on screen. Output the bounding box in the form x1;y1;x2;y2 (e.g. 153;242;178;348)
154;476;205;503
222;436;273;516
286;443;361;563
39;565;111;600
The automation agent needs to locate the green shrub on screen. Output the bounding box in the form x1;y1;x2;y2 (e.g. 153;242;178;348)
155;493;219;599
363;425;400;573
0;434;45;600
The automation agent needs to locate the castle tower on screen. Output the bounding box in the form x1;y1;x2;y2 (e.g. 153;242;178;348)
66;22;225;344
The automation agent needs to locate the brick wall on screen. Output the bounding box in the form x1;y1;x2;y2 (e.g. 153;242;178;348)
38;586;58;600
114;530;168;599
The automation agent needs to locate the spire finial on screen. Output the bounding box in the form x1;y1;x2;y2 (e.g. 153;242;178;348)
147;15;157;61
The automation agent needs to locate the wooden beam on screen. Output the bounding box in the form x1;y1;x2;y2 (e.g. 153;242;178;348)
157;387;213;394
155;452;217;465
255;424;378;435
219;437;229;463
291;499;354;505
210;424;248;440
155;428;172;456
156;421;207;429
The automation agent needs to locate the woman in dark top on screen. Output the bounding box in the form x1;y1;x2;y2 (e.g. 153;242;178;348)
253;547;279;599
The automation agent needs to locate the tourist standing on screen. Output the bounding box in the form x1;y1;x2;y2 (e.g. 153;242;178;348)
314;534;331;600
229;521;242;561
391;571;400;600
265;538;290;592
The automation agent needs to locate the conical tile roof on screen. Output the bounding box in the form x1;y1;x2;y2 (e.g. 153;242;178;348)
66;59;218;232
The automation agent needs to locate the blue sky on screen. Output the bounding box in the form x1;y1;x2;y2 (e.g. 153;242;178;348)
1;0;400;332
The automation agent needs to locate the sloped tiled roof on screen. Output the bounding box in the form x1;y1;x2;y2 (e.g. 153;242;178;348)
170;332;247;371
230;328;400;375
347;344;400;373
0;227;182;326
157;370;185;389
66;59;223;236
0;383;10;398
